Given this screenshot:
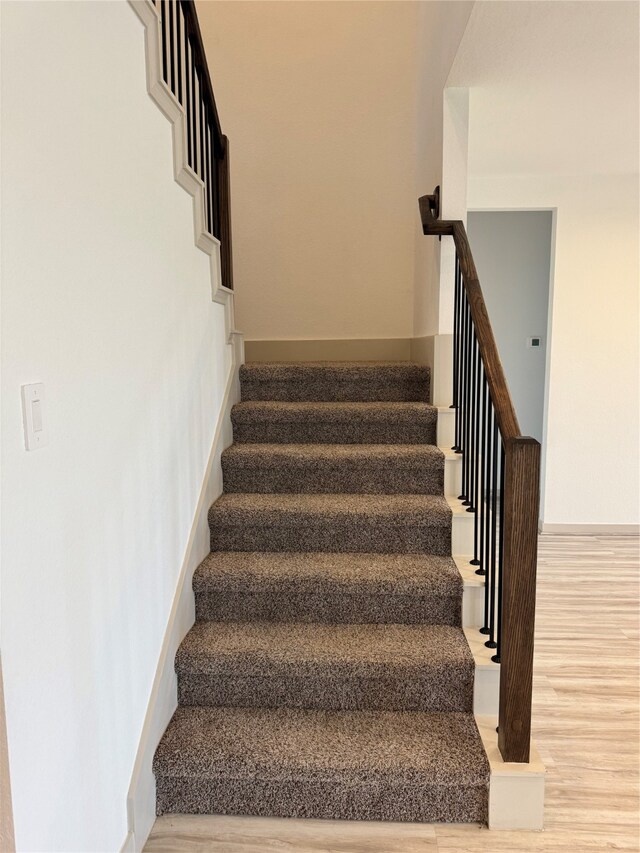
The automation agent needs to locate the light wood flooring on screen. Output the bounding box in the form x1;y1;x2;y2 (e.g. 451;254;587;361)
144;534;640;852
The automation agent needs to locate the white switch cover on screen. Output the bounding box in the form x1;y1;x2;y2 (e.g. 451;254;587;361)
21;383;48;451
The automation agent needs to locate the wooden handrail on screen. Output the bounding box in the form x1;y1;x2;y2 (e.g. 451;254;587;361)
178;0;224;153
420;189;540;764
155;0;233;289
420;201;520;440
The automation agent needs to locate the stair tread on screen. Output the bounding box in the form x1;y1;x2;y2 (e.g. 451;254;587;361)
177;622;473;675
194;551;461;595
154;705;489;786
232;400;437;422
209;492;451;525
222;443;444;466
240;361;429;380
193;552;462;625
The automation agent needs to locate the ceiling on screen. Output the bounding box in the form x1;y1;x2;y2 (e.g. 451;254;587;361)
447;0;639;177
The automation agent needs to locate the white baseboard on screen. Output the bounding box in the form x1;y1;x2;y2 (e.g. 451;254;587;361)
120;831;136;853
125;2;243;850
125;362;240;852
539;522;640;535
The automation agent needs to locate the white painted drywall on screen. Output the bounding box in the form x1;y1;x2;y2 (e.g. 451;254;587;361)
467;211;552;443
443;1;640;527
197;0;420;342
449;1;638;179
0;2;231;851
468;175;639;526
413;3;474;338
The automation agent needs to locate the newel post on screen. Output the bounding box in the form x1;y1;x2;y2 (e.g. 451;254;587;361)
498;436;541;763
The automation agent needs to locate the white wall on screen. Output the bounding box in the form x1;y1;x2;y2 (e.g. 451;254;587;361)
0;2;231;850
413;3;474;338
198;0;420;342
467;210;552;443
469;175;639;526
445;1;639;528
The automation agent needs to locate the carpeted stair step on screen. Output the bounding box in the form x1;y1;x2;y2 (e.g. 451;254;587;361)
209;493;451;555
240;361;430;402
231;401;438;445
154;706;489;822
176;622;474;712
221;443;444;494
193;551;462;624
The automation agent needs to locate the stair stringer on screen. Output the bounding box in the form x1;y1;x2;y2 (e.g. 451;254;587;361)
123;3;243;851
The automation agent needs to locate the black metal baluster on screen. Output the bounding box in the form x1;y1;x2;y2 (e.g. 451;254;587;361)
193;64;200;175
201;100;208;231
176;2;183;106
462;296;473;505
470;356;484;564
168;0;175;95
453;261;463;453
205;112;212;235
201;99;209;229
200;89;206;186
452;254;460;415
458;293;469;500
160;0;168;84
492;441;506;663
480;401;494;630
486;416;499;650
467;332;478;513
186;39;193;168
476;376;489;578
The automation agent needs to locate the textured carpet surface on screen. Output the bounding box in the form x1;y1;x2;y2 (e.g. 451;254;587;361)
222;443;444;494
240;361;430;403
176;622;474;711
155;360;489;823
193;551;462;624
231;401;438;444
154;707;489;821
209;493;452;554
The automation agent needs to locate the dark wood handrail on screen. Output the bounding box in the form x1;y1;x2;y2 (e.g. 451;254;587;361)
155;0;233;289
419;200;520;440
178;0;224;153
420;189;540;764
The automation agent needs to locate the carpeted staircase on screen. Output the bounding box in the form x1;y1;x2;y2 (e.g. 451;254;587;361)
154;361;490;823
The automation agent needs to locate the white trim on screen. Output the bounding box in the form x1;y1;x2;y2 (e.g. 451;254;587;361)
539;522;640;535
124;3;243;850
125;364;239;851
477;716;546;831
120;831;136;853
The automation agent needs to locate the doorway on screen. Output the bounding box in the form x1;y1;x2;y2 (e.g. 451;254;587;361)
466;210;554;444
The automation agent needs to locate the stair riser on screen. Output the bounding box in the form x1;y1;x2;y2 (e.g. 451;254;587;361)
445;456;462;498
177;671;473;713
222;461;444;495
437;408;455;448
240;380;430;403
210;523;451;555
195;590;461;625
231;420;437;445
156;777;487;823
453;510;474;555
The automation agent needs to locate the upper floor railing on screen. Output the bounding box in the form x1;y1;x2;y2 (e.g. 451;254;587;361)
154;0;233;289
420;187;540;763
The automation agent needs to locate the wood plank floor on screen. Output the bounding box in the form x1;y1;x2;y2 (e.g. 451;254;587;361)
144;534;640;852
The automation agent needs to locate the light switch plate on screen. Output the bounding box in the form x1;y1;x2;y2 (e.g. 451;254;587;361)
21;383;48;451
